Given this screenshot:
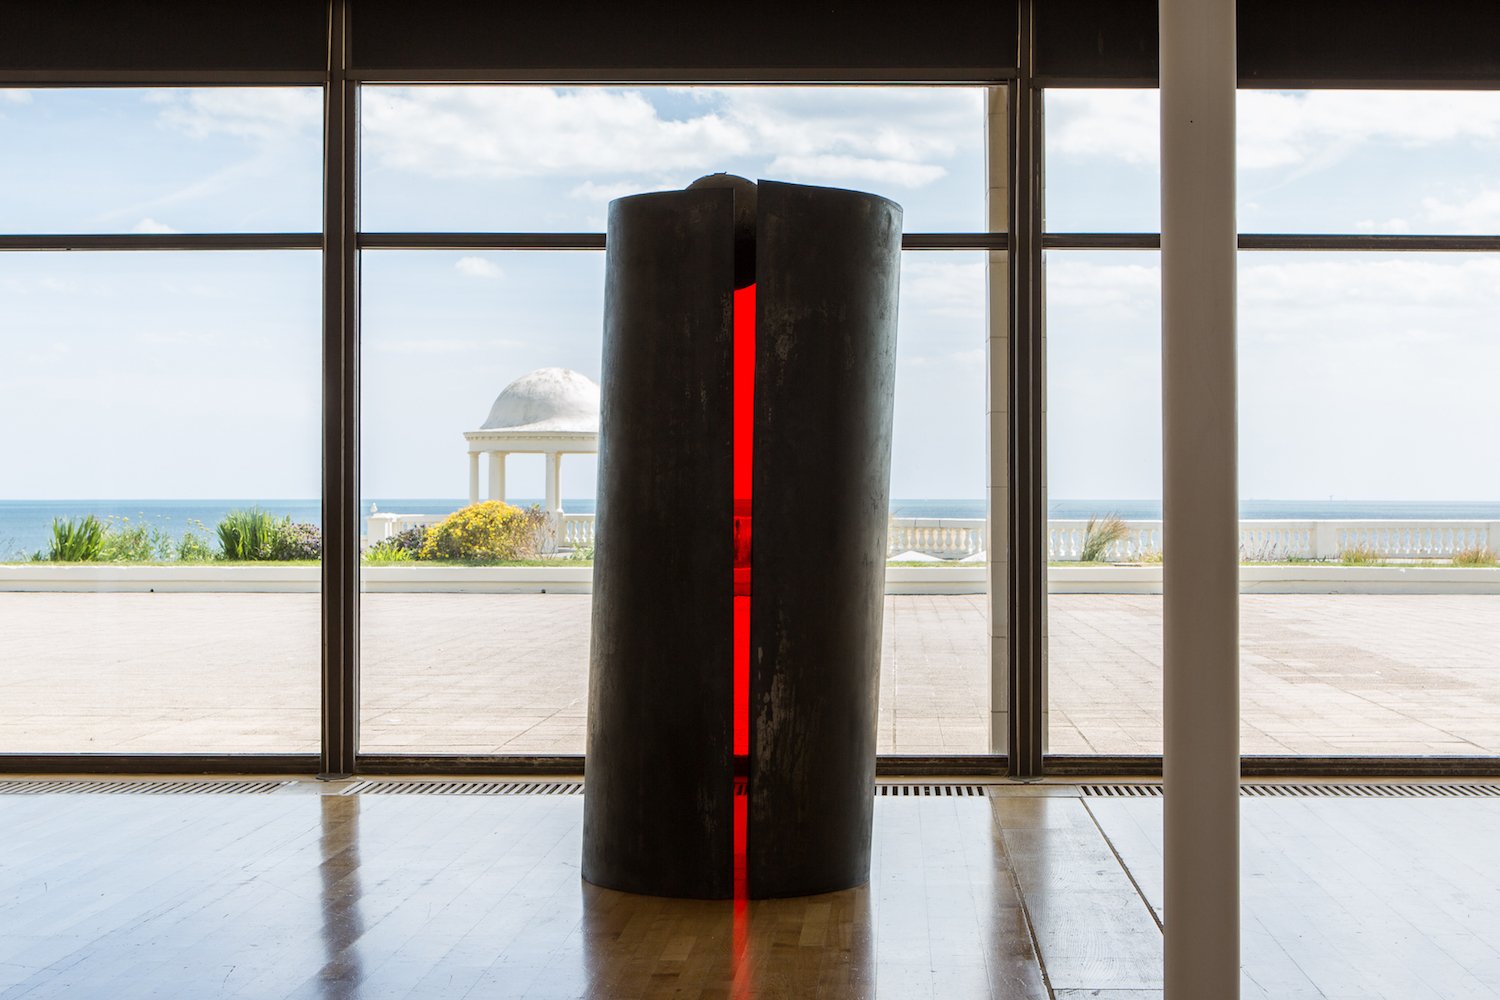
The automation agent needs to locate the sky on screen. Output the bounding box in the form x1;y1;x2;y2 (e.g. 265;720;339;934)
1;86;1497;503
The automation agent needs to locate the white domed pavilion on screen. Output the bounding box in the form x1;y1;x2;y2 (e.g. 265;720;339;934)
464;368;600;518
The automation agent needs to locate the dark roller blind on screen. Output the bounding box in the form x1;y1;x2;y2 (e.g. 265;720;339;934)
1038;0;1500;86
1;0;326;72
1037;0;1158;83
351;0;1021;77
1240;0;1500;85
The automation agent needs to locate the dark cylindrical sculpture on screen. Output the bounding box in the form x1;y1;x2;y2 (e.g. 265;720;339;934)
584;178;901;900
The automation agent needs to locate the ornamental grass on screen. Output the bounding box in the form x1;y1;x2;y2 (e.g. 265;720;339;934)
1079;513;1130;563
1452;544;1497;567
45;515;106;562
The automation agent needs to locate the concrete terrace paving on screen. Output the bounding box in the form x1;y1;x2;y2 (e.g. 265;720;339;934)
0;592;1496;757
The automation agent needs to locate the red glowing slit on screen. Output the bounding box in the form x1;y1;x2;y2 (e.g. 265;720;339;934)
733;282;754;894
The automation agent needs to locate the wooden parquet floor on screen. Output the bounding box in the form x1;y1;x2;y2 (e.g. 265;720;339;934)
2;779;1500;998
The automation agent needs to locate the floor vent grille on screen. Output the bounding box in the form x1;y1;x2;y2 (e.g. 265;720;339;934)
1081;784;1164;797
877;784;990;797
1241;782;1500;799
1081;783;1500;799
346;780;584;796
0;779;292;795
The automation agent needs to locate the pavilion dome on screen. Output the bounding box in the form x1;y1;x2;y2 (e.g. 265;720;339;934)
479;368;600;433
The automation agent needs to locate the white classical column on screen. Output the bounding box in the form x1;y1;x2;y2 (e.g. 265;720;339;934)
984;84;1011;754
488;451;505;503
545;452;562;515
468;451;480;505
544;452;563;554
1161;0;1240;998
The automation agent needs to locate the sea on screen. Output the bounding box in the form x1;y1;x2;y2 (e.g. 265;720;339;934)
3;498;1498;560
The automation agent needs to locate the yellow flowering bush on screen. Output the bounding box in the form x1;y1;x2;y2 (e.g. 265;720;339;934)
419;502;546;561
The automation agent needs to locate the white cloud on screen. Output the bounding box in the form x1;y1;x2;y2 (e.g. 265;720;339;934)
900;259;985;321
1047;256;1162;319
1047;90;1160;164
24;342;70;364
455;256;503;279
372;339;481;354
135;331;217;346
569;180;672;202
1236;254;1500;499
2;89;32;105
148;87;321;141
1239;91;1500;170
364;88;746;179
1412;188;1500;234
766;154;945;188
1047;90;1500;170
132;218;180;234
1239;254;1500;321
1354;217;1412;234
361;86;974;188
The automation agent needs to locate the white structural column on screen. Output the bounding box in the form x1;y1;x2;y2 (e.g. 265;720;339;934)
488;451;506;503
984;84;1011;753
468;452;480;505
1161;0;1240;998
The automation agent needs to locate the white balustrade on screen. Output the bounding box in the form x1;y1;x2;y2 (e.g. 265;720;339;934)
369;512;1496;562
887;518;986;559
1049;519;1497;562
1048;520;1163;562
560;513;595;550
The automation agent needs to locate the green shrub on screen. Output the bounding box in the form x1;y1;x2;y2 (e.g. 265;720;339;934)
262;521;321;561
216;507;282;561
364;525;428;564
419;502;547;562
364;541;413;563
46;515;106;561
175;527;217;562
1080;513;1130;563
100;514;173;562
1340;543;1382;566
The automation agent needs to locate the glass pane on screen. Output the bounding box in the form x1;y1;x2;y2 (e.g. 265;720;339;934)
1044;250;1164;755
0;88;323;234
1238;251;1500;755
1046;89;1500;236
359;250;604;754
1044;89;1161;234
883;251;989;754
0;250;322;752
361;86;985;234
1239;91;1500;235
359;248;991;756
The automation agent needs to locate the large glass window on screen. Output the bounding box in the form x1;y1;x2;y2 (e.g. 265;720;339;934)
1238;91;1500;234
0;250;322;752
1237;251;1500;756
882;251;988;754
1044;90;1160;234
357;85;990;757
1044;250;1163;756
358;250;604;755
0;88;322;234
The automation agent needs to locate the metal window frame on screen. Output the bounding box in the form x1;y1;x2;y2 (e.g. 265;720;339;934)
3;0;1499;780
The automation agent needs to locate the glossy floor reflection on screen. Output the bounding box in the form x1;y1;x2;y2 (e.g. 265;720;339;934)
2;779;1499;998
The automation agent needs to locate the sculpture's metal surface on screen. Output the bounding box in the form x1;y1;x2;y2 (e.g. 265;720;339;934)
583;187;736;899
748;181;901;899
584;177;901;900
